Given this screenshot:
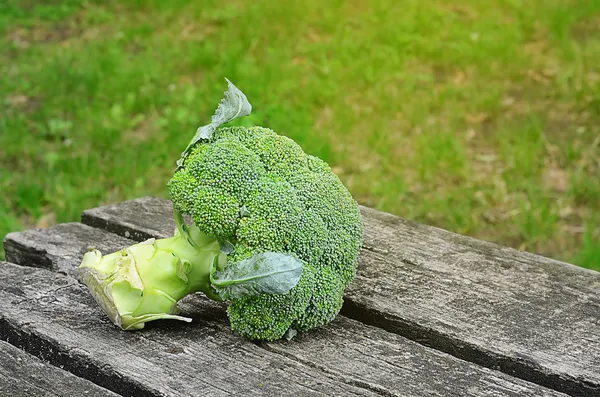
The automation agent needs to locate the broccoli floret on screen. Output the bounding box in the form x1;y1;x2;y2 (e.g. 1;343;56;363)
227;264;315;340
169;127;362;339
78;80;363;339
169;126;362;340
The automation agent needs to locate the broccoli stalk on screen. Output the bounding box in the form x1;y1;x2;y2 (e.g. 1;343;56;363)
79;79;363;340
79;209;224;330
80;205;303;331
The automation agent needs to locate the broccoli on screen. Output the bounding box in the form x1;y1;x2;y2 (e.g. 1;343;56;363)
79;80;363;340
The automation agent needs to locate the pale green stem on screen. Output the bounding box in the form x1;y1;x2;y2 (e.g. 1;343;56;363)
79;225;225;330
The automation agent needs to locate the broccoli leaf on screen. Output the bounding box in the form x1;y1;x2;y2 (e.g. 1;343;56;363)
218;239;235;255
177;78;252;169
210;252;303;300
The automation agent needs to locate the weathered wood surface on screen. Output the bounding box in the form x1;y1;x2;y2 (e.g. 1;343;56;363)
0;340;119;397
81;196;179;240
81;196;600;397
4;222;133;276
0;261;376;397
3;225;570;396
351;207;600;397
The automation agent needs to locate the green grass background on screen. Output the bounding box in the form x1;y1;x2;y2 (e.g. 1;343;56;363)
1;0;599;269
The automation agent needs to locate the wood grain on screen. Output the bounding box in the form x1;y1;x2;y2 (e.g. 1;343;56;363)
4;222;133;276
0;261;376;397
351;206;600;397
3;224;569;397
0;340;119;397
79;197;600;397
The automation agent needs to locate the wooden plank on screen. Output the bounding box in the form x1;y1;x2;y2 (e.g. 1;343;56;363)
0;339;120;397
3;222;133;275
80;197;600;397
349;207;600;397
0;261;376;397
2;226;570;397
81;196;178;240
261;315;568;397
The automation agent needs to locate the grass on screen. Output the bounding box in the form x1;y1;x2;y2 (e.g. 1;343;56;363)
1;0;599;269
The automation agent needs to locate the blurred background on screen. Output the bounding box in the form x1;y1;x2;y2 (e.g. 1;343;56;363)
1;0;598;269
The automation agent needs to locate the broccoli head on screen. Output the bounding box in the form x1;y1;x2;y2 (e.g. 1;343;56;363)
79;80;363;340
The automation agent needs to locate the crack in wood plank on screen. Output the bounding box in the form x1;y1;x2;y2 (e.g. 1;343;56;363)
0;340;121;397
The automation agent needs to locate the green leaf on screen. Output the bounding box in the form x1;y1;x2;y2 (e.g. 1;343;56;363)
239;205;250;217
176;78;252;169
283;328;298;341
218;239;235;254
210;252;303;300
